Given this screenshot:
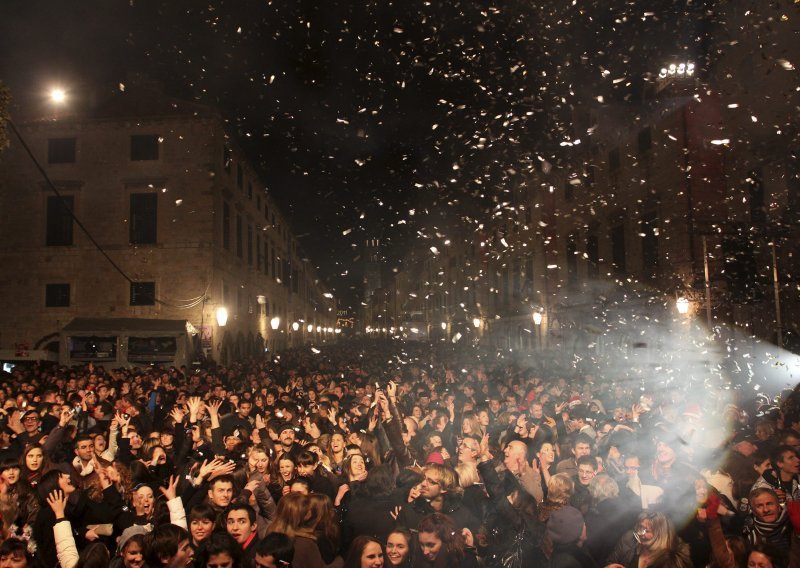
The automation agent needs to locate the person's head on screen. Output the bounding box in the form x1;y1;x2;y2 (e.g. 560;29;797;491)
289;477;312;495
0;457;21;485
201;533;241;568
537;442;555;464
572;434;593;459
22;444;46;473
771;445;800;478
747;543;787;568
633;512;676;552
21;410;40;434
385;529;412;567
278;424;296;448
188;504;217;544
456;436;480;464
546;505;586;547
623;454;641;478
576;455;597;487
420;464;455;500
207;475;235;508
0;538;32;568
655;439;677;466
417;513;464;564
143;524;193;568
249;447;269;475
75;435;95;463
225;503;257;545
329;432;346;453
267;493;309;536
750;488;782;524
344;453;367;481
75;542;110;568
37;469;74;501
120;533;146;568
587;473;619;505
278;457;296;482
454;462;480;489
296;450;318;478
345;536;384;568
546;473;575;505
239;400;253;417
133;484;156;516
503;440;529;475
254;533;294;568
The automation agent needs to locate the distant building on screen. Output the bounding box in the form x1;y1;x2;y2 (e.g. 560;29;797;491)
0;78;336;365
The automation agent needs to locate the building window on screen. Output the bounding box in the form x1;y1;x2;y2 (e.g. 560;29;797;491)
236;214;243;259
237;164;244;189
45;283;70;307
222;202;231;250
567;232;579;287
637;127;652;156
256;235;261;271
608;147;621;175
130;282;156;306
130;193;157;244
130;135;159;161
247;181;253;200
611;223;626;276
641;212;659;280
48;138;76;164
46;195;74;246
247;224;253;266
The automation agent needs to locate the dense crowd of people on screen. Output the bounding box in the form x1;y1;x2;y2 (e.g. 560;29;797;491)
1;339;800;568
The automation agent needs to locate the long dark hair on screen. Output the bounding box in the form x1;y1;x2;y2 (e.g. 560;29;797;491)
344;536;383;568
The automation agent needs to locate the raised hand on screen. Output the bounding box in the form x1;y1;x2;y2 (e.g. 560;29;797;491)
206;399;222;416
386;381;397;400
169;407;185;425
255;414;266;430
160;475;180;501
46;489;68;519
244;479;260;493
390;505;402;521
461;528;474;548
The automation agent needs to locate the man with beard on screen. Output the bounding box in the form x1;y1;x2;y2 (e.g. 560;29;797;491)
275;423;302;460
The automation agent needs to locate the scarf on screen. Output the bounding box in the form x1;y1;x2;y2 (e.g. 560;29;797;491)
749;507;790;553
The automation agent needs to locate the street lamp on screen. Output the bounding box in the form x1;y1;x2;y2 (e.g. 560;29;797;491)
292;322;300;331
676;297;690;315
532;311;543;326
270;317;280;330
50;88;67;104
472;318;481;329
307;324;313;333
216;307;229;327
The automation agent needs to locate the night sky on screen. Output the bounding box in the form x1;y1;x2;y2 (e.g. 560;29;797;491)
0;0;708;309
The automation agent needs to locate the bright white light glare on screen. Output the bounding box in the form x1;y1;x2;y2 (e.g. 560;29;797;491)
307;324;314;333
323;292;333;298
441;322;447;330
292;322;300;331
533;311;543;325
50;88;66;104
472;318;481;328
659;62;694;78
215;307;228;327
710;139;730;145
676;297;690;314
316;325;322;332
270;317;281;330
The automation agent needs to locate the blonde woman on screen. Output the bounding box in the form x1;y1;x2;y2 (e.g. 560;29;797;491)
537;472;574;523
606;511;692;568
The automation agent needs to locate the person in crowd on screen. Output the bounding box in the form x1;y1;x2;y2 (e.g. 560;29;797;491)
4;339;800;568
605;511;692;568
385;529;414;568
344;536;384;568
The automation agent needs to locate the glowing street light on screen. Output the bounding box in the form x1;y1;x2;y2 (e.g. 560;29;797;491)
270;317;281;330
50;88;67;104
676;297;690;315
532;311;543;326
441;322;447;330
472;318;481;328
292;322;300;331
215;307;228;327
307;324;313;333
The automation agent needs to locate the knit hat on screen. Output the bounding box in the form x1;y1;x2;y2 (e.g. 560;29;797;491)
117;525;149;553
546;506;584;545
425;451;445;465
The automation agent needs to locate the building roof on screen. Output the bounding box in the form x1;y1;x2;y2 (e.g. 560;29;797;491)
62;318;188;334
